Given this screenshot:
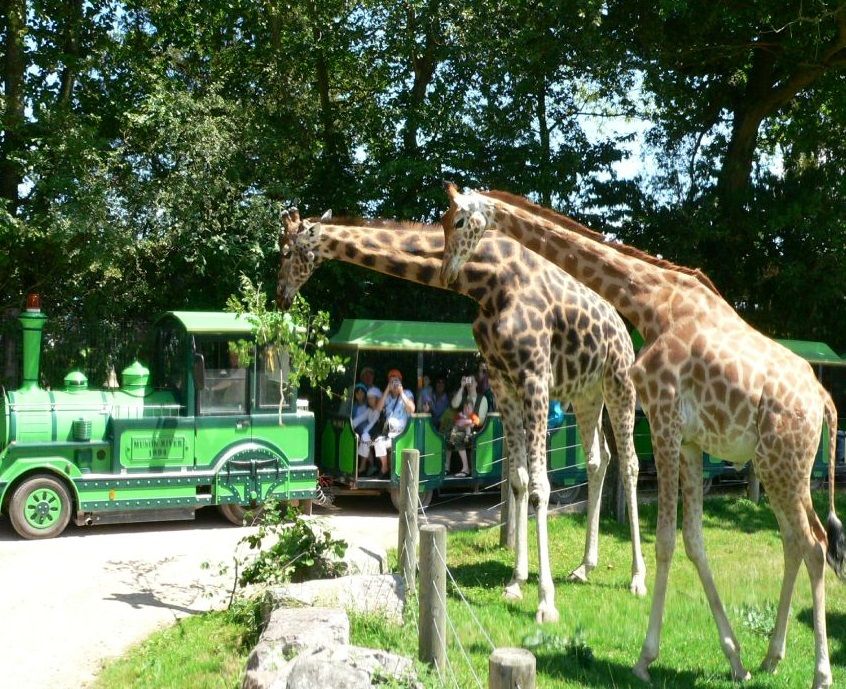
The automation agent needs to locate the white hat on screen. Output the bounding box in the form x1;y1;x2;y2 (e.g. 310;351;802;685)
367;386;382;399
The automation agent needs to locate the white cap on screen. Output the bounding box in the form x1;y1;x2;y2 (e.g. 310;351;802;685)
367;386;382;399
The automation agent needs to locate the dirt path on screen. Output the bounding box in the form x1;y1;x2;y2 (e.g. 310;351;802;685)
0;494;500;689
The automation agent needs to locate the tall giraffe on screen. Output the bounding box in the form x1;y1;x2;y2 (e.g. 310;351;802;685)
438;184;845;689
276;208;647;623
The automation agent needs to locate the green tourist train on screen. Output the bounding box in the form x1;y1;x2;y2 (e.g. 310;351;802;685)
0;295;317;539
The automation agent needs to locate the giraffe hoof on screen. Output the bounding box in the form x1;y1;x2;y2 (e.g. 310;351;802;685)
731;667;751;682
760;655;780;674
632;662;652;684
812;670;833;689
503;583;523;600
629;575;647;597
568;566;589;584
535;605;560;624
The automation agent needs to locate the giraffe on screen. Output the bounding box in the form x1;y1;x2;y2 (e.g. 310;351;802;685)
438;184;846;689
275;208;647;623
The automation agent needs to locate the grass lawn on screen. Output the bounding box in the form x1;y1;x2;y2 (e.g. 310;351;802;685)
94;492;846;688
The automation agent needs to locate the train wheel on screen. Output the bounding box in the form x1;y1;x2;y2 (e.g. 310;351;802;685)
389;487;433;512
218;503;264;526
9;475;72;539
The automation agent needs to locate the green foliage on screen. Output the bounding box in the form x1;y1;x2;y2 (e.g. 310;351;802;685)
225;276;346;398
237;502;349;587
733;601;778;638
3;0;846;358
522;627;595;668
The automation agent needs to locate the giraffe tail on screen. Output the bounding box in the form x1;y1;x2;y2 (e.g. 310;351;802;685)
822;387;846;579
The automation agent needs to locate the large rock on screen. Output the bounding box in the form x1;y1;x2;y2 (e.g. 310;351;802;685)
245;644;419;689
245;606;349;678
267;574;405;623
342;543;388;575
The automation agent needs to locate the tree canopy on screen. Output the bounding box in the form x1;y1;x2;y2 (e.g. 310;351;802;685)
2;0;845;356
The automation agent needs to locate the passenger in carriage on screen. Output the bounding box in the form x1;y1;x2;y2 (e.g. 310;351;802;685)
448;399;478;477
354;386;382;476
446;373;488;476
417;374;434;413
430;376;450;425
373;368;415;479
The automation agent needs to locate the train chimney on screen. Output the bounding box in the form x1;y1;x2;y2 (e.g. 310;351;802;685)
19;293;46;391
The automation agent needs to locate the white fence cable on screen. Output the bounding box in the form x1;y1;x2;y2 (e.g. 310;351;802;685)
433;537;497;653
431;560;486;689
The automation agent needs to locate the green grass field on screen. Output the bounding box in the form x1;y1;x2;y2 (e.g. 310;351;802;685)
94;492;846;688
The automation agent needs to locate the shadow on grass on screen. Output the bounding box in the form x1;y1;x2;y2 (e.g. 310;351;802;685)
798;606;846;666
447;559;513;590
532;649;780;689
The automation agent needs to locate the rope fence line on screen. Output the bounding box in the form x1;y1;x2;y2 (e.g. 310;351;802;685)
401;450;539;689
433;575;487;689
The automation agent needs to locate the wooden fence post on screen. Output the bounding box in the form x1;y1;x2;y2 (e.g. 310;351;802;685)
488;647;536;689
398;448;420;590
419;523;447;670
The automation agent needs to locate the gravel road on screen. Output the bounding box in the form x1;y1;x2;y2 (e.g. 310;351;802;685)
0;494;500;689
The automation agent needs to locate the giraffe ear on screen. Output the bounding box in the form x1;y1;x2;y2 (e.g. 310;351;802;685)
320;209;332;222
443;181;458;198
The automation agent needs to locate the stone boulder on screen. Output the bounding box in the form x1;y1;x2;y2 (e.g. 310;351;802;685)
245;606;349;679
241;606;419;689
267;574;405;623
342;543;388;575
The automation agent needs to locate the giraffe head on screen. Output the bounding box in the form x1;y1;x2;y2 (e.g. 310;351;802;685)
276;207;331;310
439;183;492;286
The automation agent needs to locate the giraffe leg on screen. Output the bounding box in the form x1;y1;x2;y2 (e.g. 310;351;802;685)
759;499;802;673
805;524;833;689
605;376;646;597
568;395;607;585
523;375;558;623
765;489;832;689
633;432;680;683
492;386;530;600
679;445;750;682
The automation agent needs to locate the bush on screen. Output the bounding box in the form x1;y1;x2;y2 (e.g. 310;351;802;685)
238;502;349;587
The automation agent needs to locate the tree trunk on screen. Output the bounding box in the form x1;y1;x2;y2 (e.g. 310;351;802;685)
534;77;551;207
400;0;440;158
57;0;83;111
1;0;27;213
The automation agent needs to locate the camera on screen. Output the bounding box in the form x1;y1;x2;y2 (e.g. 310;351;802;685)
391;378;400;390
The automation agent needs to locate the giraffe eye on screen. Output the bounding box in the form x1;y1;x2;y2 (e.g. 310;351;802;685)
454;217;466;229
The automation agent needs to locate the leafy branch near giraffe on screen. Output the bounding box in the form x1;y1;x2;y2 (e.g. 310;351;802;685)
276;208;646;624
439;183;845;689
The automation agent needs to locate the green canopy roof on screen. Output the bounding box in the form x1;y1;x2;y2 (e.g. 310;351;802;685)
776;339;846;367
328;319;478;352
159;311;255;335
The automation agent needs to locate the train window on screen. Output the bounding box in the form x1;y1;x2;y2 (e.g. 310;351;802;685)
196;338;249;415
153;325;184;398
258;346;290;409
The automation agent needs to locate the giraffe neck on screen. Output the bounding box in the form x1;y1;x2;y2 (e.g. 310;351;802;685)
318;222;483;296
487;203;687;339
